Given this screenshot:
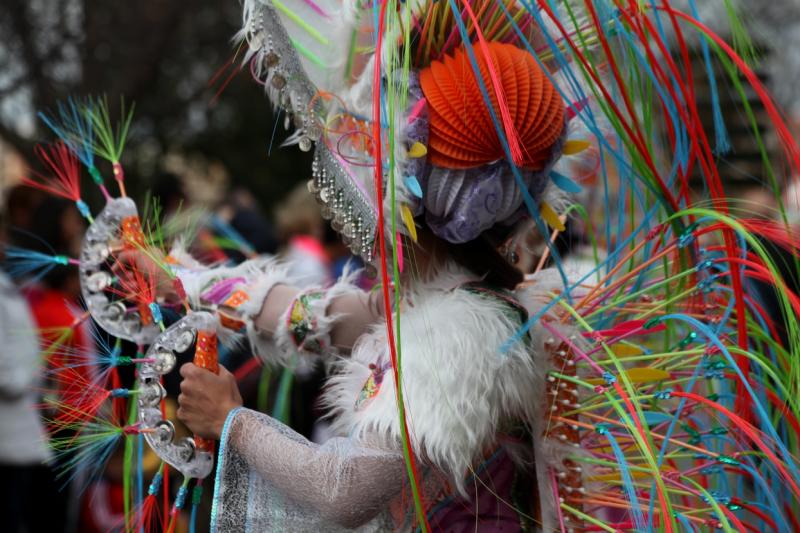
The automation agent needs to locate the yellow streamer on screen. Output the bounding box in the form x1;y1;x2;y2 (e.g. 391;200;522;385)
586;367;671;386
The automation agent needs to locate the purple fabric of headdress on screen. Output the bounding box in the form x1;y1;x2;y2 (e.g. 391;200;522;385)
403;74;429;218
422;129;564;243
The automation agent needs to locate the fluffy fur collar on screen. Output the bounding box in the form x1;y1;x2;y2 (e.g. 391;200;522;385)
321;264;552;494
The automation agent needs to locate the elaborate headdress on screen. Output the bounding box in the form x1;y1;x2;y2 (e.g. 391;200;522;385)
239;0;595;258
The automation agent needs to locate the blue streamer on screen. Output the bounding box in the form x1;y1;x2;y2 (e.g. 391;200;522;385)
597;424;648;531
687;0;731;154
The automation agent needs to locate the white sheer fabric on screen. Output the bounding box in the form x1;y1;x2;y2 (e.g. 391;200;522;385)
212;408;405;532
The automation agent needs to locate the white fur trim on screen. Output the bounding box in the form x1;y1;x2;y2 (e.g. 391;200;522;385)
173;257;276;310
172;257;297;353
234;262;294;365
168;239;204;269
235;262;292;319
321;273;548;496
248;267;362;366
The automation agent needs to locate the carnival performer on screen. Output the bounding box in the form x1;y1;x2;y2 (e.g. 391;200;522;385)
139;42;569;526
161;0;800;530
145;1;589;529
22;0;800;531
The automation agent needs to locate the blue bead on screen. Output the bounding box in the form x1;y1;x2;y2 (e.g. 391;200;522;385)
76;200;91;219
148;302;163;324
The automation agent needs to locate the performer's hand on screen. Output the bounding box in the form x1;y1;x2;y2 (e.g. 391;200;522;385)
177;363;243;440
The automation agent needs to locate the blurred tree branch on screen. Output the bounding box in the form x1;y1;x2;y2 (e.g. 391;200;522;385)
0;120;32;163
0;0;308;211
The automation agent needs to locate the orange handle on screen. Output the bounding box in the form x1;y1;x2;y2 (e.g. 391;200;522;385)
193;330;219;452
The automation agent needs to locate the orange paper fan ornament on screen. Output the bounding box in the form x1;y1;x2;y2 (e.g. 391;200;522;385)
420;41;565;170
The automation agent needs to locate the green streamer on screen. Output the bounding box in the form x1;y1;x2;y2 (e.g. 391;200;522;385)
123;395;138;533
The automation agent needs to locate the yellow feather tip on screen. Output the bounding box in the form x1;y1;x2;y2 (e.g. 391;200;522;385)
540;202;566;232
563;139;591;155
401;204;418;242
607;343;644;357
408;142;428;158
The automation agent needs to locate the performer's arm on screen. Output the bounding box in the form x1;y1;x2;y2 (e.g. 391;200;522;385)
252;282;386;353
227;408;406;528
170;256;384;362
177;363;406;528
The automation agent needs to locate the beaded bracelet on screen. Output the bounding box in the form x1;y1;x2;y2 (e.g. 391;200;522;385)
285;290;328;354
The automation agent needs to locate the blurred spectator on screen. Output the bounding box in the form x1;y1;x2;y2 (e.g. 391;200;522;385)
323;222;369;287
218;187;279;257
275;183;331;286
0;212;52;533
11;196;90;533
274;182;368;288
152;171;188;218
5;186;45;232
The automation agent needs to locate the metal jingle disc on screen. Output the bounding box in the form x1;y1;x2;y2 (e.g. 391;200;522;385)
101;301;126;323
139;381;166;408
121;312;143;335
177;437;197;462
86;271;112;292
172;328;196;353
84;242;111;265
154;420;176;445
151;350;177;375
